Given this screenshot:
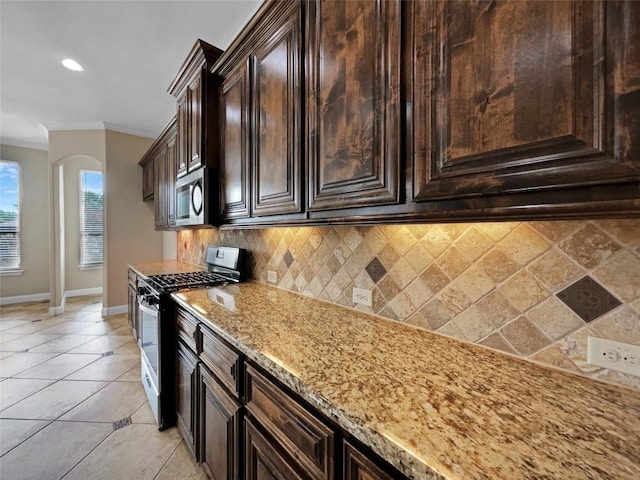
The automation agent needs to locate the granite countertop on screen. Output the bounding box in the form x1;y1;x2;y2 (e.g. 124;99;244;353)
128;260;205;278
172;282;640;480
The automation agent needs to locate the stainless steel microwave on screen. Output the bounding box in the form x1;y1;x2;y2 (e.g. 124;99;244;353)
175;167;213;227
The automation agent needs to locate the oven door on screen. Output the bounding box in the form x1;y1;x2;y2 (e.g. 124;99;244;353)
138;295;159;387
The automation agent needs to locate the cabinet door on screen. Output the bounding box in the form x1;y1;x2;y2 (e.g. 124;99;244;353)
142;159;154;201
410;0;640;203
251;5;302;216
245;365;334;480
221;62;251;220
343;441;396;480
167;135;177;226
189;76;203;171
177;92;189;177
200;366;241;480
154;148;168;228
176;341;199;460
306;0;401;211
127;284;137;335
245;417;307;480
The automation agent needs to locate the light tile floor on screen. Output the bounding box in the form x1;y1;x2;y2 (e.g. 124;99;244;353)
0;295;205;480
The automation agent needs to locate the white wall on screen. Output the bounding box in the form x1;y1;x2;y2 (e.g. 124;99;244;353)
0;144;50;300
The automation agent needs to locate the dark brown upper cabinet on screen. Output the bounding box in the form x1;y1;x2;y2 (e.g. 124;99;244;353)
218;0;304;223
408;0;640;213
306;0;402;211
168;39;223;179
251;5;303;217
220;62;251;220
139;117;177;231
141;155;154;201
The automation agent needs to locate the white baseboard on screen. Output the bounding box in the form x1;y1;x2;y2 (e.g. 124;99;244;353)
0;292;50;306
102;304;127;317
65;287;103;298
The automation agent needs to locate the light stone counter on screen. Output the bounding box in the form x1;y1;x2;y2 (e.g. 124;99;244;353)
172;282;640;480
128;260;205;278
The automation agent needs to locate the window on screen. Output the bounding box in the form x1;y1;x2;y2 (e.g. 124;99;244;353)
0;161;20;271
80;170;103;266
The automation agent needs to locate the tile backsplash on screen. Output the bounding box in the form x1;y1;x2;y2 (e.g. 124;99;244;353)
177;220;640;391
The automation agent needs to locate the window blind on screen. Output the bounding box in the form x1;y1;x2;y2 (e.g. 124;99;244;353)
80;170;103;266
0;161;20;270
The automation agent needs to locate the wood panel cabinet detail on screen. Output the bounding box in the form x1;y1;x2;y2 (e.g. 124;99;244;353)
176;340;199;460
126;270;138;339
409;0;640;205
245;417;307;480
221;62;251;220
141;157;154;201
245;365;334;480
154;147;168;228
138;118;177;230
251;5;303;217
177;92;189;177
306;0;402;211
168;39;223;181
343;441;395;480
200;365;241;480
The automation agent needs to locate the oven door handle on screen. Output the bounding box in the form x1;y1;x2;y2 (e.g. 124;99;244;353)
138;301;159;317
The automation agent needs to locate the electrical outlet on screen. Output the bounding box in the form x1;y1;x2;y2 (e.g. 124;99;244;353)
587;337;640;377
267;271;277;283
352;288;372;307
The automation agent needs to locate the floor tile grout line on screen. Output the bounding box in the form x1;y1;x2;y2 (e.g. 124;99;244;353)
0;419;54;458
153;439;185;480
0;376;112;423
0;378;57;413
58;425;118;480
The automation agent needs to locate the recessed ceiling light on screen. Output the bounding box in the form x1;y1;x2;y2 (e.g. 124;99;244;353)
62;58;84;72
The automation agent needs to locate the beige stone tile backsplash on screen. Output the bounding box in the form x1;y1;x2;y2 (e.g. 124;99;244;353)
177;220;640;391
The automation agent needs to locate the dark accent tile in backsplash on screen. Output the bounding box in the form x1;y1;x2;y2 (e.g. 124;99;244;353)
284;250;294;268
365;257;387;284
557;276;622;322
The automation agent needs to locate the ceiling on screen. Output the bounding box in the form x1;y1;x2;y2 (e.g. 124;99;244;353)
0;0;262;150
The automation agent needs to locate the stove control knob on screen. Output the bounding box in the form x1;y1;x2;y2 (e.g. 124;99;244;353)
137;287;149;296
146;296;159;306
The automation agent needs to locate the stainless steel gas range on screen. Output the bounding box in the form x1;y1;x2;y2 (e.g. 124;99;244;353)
136;246;246;429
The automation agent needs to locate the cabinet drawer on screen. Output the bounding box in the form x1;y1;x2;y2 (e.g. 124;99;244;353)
343;440;398;480
176;308;199;352
246;365;334;480
200;325;240;396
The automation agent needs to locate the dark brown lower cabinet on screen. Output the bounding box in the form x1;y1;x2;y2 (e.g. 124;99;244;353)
245;417;307;480
343;441;395;480
200;365;241;480
127;283;136;336
176;340;199;460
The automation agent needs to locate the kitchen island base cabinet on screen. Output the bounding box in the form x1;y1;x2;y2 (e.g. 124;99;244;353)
176;340;199;461
199;365;241;480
